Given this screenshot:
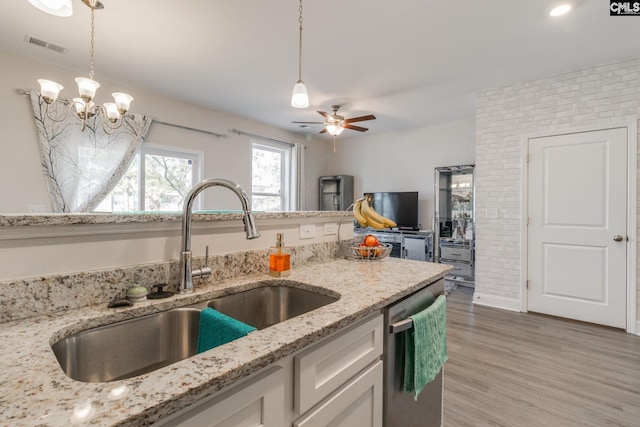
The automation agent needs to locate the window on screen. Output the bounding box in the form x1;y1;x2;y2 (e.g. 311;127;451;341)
251;140;293;211
95;145;202;212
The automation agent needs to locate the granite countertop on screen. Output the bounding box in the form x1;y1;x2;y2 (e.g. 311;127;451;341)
0;258;451;427
0;210;347;227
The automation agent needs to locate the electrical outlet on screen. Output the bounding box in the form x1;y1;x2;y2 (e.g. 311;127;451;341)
324;223;338;235
299;224;316;239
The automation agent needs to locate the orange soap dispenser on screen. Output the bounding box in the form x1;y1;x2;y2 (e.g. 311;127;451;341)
269;233;291;277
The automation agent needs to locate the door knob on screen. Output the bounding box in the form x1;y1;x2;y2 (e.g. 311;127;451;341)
613;235;624;242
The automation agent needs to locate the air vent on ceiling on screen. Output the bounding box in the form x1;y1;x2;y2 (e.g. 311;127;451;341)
24;35;68;54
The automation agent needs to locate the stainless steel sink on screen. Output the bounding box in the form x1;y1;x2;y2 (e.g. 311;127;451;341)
52;308;200;383
52;283;340;383
207;283;340;330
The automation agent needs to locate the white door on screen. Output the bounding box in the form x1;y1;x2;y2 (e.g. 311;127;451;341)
527;127;628;328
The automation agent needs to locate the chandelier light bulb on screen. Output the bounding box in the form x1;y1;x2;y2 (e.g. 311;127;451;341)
103;103;120;122
37;79;64;104
112;92;133;114
75;77;100;100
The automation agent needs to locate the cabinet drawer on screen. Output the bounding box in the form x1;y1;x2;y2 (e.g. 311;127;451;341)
440;246;472;262
294;314;383;415
294;361;383;427
444;260;473;278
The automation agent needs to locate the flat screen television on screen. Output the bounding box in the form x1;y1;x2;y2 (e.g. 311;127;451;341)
363;191;419;230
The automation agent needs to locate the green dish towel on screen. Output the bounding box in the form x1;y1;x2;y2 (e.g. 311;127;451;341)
403;294;448;400
197;308;256;354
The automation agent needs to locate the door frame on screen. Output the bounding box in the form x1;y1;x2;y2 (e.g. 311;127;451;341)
519;121;638;334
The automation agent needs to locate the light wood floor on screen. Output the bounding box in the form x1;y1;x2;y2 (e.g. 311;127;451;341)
443;287;640;427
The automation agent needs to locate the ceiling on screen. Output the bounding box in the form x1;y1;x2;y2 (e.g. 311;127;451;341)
2;0;640;137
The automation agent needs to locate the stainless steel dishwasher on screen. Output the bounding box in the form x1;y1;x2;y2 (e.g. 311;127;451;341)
383;278;445;427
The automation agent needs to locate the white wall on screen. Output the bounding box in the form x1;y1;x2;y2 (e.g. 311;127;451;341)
474;54;640;327
0;52;327;213
324;118;476;230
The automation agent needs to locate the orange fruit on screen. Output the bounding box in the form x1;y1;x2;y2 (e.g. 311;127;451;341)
357;243;369;257
363;234;379;247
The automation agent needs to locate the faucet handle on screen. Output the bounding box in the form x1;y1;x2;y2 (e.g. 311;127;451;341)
192;245;212;282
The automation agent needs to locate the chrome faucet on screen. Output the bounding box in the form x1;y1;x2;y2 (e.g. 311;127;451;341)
178;178;261;294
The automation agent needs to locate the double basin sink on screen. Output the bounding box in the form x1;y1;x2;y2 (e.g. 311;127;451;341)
52;282;340;383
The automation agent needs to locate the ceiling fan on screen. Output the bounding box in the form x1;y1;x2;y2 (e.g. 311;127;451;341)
292;105;376;136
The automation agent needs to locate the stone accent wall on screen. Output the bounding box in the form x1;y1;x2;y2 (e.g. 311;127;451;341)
475;55;640;319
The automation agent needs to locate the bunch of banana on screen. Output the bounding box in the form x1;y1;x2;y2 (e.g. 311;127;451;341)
353;196;397;229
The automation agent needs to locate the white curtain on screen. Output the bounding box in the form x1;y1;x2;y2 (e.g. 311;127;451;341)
30;91;152;212
293;142;306;210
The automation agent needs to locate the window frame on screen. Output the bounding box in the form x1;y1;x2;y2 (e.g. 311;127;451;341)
138;144;203;211
251;139;294;212
94;143;203;213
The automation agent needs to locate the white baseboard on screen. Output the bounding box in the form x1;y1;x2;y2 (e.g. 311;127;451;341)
634;321;640;336
472;292;521;312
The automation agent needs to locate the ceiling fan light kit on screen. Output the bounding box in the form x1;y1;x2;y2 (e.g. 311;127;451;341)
326;123;344;136
293;105;376;136
291;0;309;108
36;0;134;132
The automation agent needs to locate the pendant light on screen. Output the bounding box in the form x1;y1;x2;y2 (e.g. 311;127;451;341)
28;0;73;17
36;0;133;132
291;0;309;108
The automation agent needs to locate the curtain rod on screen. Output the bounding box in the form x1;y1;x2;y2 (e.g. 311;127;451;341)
17;89;227;139
229;128;301;147
154;120;227;138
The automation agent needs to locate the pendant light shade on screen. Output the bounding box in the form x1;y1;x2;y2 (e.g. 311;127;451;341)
291;0;309;108
28;0;73;17
291;80;309;108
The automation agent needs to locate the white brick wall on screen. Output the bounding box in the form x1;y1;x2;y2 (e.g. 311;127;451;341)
475;55;640;320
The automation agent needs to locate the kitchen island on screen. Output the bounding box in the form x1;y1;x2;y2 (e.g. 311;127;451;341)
0;257;451;426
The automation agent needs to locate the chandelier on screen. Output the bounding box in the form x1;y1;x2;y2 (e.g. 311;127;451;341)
290;0;309;108
37;0;133;132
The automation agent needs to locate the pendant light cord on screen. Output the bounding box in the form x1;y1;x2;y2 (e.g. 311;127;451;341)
89;6;96;80
298;0;303;82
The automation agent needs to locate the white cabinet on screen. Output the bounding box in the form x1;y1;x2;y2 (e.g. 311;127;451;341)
154;314;383;427
294;314;383;414
294;361;383;427
157;367;285;427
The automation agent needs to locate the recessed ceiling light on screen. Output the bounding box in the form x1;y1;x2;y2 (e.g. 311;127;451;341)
549;3;572;17
28;0;73;17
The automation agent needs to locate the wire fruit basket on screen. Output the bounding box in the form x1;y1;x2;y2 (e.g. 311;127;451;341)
337;200;392;261
343;241;392;261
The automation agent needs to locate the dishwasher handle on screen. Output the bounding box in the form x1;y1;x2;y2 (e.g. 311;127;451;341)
389;318;413;334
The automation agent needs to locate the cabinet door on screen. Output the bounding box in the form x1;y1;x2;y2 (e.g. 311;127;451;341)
161;366;285;427
403;237;426;261
294;361;383;427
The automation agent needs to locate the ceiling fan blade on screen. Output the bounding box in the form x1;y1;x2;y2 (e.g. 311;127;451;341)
344;124;369;132
317;111;331;120
345;114;376;123
291;121;325;124
319;128;328;134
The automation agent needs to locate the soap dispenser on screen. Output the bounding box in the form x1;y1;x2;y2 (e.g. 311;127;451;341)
269;233;291;277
